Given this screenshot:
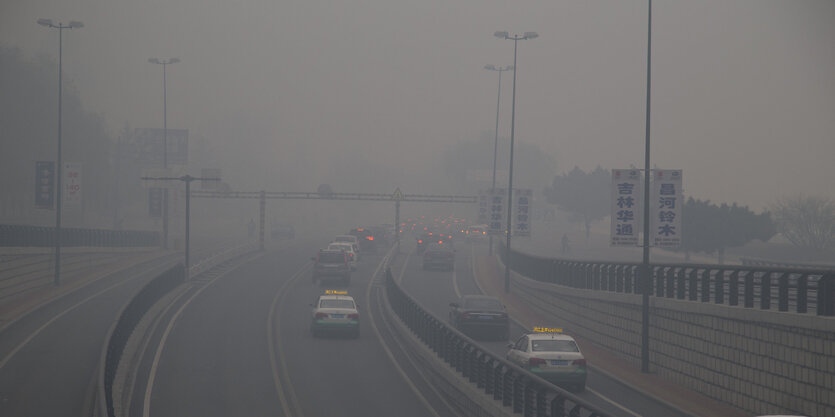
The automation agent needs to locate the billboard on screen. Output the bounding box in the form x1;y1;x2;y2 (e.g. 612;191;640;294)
135;128;188;167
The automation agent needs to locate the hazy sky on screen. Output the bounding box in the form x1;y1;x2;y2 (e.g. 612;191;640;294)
3;0;834;210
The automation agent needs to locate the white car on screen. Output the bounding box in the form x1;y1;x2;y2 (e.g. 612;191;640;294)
328;242;358;270
334;235;361;256
310;291;360;338
505;328;587;392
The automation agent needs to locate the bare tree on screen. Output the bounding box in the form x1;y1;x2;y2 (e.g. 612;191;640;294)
771;195;835;252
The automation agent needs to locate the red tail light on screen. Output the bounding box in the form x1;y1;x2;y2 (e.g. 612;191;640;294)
347;313;359;319
461;313;470;319
572;359;587;367
418;240;423;244
366;236;373;241
315;312;329;319
528;358;547;366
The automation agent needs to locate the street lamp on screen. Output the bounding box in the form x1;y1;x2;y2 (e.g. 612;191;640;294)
37;18;83;286
148;57;180;250
483;64;513;257
495;31;537;293
640;0;653;374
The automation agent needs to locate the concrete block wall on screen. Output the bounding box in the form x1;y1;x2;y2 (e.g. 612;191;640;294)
505;264;835;417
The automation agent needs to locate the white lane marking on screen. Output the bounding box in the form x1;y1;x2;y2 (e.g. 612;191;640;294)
0;263;170;371
365;247;441;417
452;270;461;299
268;262;311;417
142;254;260;417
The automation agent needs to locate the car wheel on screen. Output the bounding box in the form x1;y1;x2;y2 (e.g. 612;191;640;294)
499;327;509;341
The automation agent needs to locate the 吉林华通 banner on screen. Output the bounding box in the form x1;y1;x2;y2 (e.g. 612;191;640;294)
611;169;641;246
488;188;506;236
651;169;682;248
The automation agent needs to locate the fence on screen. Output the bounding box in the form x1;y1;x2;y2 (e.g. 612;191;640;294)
0;224;159;247
385;267;612;417
501;243;835;316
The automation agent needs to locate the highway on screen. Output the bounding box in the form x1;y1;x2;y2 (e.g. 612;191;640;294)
0;236;737;417
116;237;696;417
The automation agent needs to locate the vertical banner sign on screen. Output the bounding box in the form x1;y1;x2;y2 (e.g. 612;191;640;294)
149;188;163;217
35;161;55;209
514;189;532;237
611;169;641;246
488;188;506;235
63;162;82;207
651;169;682;248
477;190;490;225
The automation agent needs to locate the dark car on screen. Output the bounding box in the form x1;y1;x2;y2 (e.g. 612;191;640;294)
422;242;455;271
271;223;296;239
311;249;351;285
449;295;509;340
349;228;377;252
416;231;452;253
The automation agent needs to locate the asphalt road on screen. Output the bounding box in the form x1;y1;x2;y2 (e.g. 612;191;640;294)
395;238;694;417
0;254;177;417
132;240;459;417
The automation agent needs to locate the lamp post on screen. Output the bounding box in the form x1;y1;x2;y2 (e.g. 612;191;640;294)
484;64;513;257
148;57;180;250
37;18;83;286
641;0;653;374
494;31;537;293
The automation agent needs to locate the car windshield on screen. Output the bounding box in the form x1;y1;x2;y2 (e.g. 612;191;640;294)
463;298;503;310
320;299;355;309
531;340;579;352
318;253;344;263
328;244;351;252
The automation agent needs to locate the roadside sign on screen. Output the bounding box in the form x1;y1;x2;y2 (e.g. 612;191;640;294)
63;162;81;207
35;161;55;209
610;169;641;246
392;187;403;201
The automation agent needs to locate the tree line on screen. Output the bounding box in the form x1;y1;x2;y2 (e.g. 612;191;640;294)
544;166;835;261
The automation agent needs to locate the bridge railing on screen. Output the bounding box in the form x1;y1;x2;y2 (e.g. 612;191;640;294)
385;267;612;417
500;242;835;316
0;224;159;247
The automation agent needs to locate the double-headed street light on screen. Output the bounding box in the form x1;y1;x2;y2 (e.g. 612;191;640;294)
494;31;537;293
483;64;513;256
148;57;180;250
37;18;83;286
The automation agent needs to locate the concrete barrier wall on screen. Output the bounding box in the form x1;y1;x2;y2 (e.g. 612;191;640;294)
500;258;835;417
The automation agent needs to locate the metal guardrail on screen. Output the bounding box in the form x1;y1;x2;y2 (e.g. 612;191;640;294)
385;267;612;417
500;242;835;316
0;224;159;247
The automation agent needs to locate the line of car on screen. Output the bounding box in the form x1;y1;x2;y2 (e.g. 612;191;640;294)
308;226;393;339
448;295;587;392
